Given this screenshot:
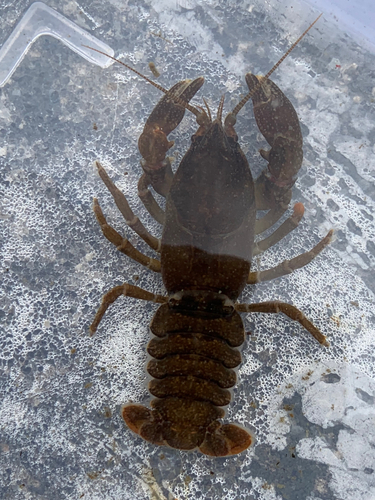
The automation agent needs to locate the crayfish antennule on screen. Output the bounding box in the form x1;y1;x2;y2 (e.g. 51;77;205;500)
216;95;225;123
196;107;211;127
202;97;212;123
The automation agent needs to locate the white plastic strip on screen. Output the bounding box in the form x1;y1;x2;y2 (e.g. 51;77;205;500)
0;2;114;87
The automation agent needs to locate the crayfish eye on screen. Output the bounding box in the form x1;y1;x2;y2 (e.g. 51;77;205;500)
223;112;238;141
224;112;236;128
196;110;210;127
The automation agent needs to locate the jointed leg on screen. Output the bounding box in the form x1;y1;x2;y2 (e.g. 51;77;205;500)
138;173;166;225
90;283;167;335
253;203;304;256
140;156;174;198
93;198;161;272
255;205;288;234
96;161;160;252
235;301;328;346
248;230;333;284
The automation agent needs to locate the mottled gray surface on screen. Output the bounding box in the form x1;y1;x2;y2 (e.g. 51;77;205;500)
0;1;374;499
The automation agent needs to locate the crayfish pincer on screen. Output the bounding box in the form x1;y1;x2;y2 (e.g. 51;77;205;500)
88;15;332;456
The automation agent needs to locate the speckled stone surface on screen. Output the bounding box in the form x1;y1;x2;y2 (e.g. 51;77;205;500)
0;1;374;499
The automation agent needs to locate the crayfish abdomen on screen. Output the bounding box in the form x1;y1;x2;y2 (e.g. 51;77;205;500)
122;301;254;456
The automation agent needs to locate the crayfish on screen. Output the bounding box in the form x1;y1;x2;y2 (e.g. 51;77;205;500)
88;14;332;457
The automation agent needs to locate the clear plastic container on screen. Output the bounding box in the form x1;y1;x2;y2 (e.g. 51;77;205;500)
0;1;374;500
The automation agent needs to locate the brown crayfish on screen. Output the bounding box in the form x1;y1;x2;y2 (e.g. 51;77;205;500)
88;14;332;457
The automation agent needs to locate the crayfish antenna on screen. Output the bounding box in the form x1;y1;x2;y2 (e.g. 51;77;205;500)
231;13;322;117
83;45;203;119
